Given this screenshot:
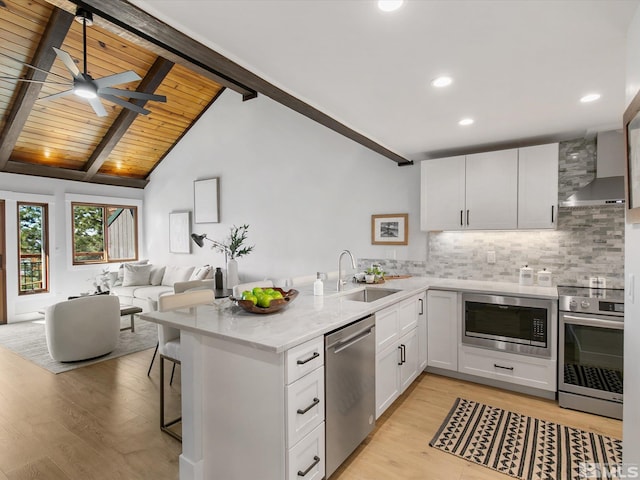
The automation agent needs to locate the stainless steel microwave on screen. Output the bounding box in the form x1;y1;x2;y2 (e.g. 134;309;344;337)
462;293;555;358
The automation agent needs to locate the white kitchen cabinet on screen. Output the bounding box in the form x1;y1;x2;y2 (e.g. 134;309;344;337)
518;143;559;229
420;155;466;231
420;149;518;231
465;149;518;229
417;292;427;371
458;345;557;392
375;293;423;418
426;290;459;372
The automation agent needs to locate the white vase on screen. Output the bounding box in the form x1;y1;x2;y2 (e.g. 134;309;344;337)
226;258;239;289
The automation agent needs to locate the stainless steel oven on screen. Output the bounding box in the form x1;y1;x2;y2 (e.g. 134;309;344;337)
558;286;624;419
462;293;554;358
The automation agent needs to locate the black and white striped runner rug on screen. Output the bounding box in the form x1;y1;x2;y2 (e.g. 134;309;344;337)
430;398;622;480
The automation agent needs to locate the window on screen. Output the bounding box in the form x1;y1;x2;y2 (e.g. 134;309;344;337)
72;203;138;264
18;202;49;294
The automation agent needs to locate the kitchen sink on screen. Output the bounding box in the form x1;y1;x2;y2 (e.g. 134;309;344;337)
341;287;401;303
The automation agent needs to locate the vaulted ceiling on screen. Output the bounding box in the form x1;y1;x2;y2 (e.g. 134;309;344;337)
0;0;226;188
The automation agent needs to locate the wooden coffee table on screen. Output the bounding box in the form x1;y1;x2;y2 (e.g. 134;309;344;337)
119;305;143;332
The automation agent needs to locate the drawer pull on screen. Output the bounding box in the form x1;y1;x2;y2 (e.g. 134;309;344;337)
297;397;320;415
296;351;320;365
297;455;320;477
494;363;514;371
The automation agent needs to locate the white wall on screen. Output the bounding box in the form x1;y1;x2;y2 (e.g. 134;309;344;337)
0;172;143;319
624;4;640;467
144;90;424;284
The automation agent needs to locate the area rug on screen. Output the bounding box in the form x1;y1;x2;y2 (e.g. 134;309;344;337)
0;318;157;374
430;398;622;480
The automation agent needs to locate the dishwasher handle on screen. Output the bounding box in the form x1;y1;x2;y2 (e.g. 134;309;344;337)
330;326;374;354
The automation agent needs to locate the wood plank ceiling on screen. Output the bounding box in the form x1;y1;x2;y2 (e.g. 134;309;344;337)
0;0;225;188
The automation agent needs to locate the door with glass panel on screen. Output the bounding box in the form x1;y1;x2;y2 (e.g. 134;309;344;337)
18;202;49;296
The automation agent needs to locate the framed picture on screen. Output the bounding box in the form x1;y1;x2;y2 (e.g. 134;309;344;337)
371;213;408;245
624;89;640;223
194;177;219;223
169;211;191;253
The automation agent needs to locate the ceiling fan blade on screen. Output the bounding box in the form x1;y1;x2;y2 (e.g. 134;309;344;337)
0;50;73;82
39;89;75;101
98;87;167;103
0;76;69;85
52;47;82;79
100;93;151;115
87;97;108;117
94;71;141;89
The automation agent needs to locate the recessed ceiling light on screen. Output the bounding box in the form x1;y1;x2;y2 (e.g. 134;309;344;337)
431;76;453;88
378;0;404;12
459;118;474;126
580;93;601;103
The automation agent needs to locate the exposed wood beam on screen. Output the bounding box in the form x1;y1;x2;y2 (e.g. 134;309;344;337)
0;7;74;170
83;56;175;180
50;0;412;166
4;161;148;188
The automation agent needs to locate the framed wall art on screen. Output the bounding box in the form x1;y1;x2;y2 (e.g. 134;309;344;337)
169;211;191;254
371;213;408;245
624;89;640;223
194;177;220;223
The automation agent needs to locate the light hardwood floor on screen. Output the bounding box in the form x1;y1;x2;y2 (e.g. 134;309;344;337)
0;344;622;480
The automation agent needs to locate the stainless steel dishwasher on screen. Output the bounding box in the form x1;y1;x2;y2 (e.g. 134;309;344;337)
324;314;376;478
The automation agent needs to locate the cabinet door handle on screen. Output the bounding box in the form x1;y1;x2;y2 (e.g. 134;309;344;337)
466;209;470;226
398;345;403;365
297;397;320;415
494;363;514;371
460;210;463;226
297;455;320;477
551;205;555;223
418;298;424;315
401;344;406;364
296;351;319;365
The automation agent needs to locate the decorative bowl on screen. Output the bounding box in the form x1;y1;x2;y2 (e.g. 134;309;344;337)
231;287;299;314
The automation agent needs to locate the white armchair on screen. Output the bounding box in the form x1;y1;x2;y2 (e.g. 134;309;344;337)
45;295;120;362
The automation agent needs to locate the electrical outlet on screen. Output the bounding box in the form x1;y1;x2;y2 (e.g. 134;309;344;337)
487;251;496;264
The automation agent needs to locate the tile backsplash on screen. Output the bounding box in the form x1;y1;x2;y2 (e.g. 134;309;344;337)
363;137;625;288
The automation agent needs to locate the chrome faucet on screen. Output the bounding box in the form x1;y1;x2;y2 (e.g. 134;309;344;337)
337;250;357;291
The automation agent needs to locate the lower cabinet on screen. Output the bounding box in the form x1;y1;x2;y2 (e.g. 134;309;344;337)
426;290;459;371
375;294;423;419
458;345;557;392
285;337;326;480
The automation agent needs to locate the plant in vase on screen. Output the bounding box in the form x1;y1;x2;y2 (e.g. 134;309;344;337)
214;224;255;288
364;266;385;284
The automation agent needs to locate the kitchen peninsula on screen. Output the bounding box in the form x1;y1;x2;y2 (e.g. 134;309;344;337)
141;278;557;480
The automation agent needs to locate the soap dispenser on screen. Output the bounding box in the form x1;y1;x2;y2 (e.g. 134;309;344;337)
313;272;324;296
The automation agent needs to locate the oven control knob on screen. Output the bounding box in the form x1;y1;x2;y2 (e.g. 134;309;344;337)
569;300;577;309
581;300;590;309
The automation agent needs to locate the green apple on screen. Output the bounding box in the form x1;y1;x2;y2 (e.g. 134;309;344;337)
264;288;276;295
243;293;258;305
241;290;253;300
252;287;264;296
256;294;272;308
270;291;283;300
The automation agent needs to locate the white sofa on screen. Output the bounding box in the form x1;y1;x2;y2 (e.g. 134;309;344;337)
110;262;213;311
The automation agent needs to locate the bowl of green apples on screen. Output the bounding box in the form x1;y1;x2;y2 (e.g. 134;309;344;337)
232;287;299;314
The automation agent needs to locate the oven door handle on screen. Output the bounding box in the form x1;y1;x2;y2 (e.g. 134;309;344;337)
562;315;624;330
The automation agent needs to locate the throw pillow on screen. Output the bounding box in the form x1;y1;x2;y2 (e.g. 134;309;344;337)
123;263;152;287
189;265;212;281
115;259;149;286
162;265;195;286
150;265;166;286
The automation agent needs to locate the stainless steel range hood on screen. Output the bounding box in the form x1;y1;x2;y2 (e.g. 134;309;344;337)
561;130;626;207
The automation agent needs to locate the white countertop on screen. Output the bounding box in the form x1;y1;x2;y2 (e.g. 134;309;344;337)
140;277;558;354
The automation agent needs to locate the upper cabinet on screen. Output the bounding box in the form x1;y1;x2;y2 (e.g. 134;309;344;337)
420;143;559;231
517;143;559;229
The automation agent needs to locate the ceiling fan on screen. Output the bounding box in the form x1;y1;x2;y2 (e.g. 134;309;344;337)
0;8;166;117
